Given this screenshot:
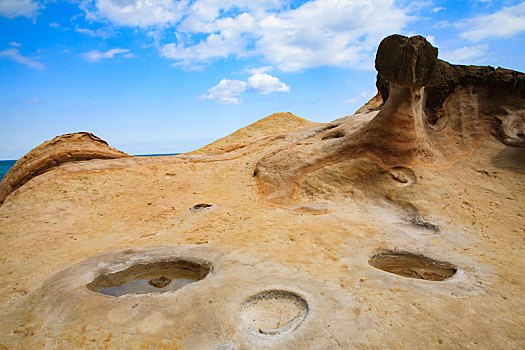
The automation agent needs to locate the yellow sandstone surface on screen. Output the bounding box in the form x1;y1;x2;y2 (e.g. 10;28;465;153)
0;111;523;349
0;34;524;349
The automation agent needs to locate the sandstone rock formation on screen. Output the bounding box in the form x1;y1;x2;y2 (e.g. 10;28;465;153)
254;34;525;205
0;36;524;349
188;112;318;155
0;132;130;205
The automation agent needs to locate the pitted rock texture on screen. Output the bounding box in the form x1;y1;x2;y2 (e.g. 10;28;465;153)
0;35;524;349
254;34;525;205
0;132;129;204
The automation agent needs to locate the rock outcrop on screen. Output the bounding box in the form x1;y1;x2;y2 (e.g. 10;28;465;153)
0;35;524;349
254;34;525;205
0;132;129;204
187;112;318;155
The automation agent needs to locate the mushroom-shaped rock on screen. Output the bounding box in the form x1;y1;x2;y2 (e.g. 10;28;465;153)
375;34;438;87
0;132;130;204
254;34;525;205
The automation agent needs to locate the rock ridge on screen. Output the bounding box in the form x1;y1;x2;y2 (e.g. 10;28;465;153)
0;132;129;205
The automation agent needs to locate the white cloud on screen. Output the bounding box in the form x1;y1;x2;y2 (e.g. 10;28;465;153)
200;78;247;104
8;41;21;47
460;2;525;41
83;48;131;62
74;0;412;71
426;35;436;46
439;44;489;65
76;27;113;39
245;66;272;74
49;22;60;28
432;7;445;13
0;0;40;18
160;0;411;71
0;48;44;69
162;30;251;64
201;73;289;103
88;0;188;28
247;73;289;94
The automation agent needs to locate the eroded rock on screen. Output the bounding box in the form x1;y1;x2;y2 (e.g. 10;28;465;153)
255;35;525;205
0;132;129;204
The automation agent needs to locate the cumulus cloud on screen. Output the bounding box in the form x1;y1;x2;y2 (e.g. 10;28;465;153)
256;0;409;71
76;27;113;39
0;0;40;18
439;44;489;65
0;48;44;69
74;0;411;71
200;78;247;104
86;0;188;28
201;73;289;103
83;48;131;62
245;66;272;74
247;73;289;94
460;2;525;41
161;0;411;71
162;30;250;64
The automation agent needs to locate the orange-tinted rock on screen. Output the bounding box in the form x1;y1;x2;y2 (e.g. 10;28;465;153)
255;35;525;205
0;132;129;204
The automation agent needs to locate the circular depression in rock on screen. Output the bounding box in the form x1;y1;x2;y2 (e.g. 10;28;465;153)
87;260;211;296
389;167;416;186
369;251;457;281
240;290;308;336
190;203;213;212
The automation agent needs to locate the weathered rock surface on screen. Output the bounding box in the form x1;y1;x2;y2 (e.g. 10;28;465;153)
0;35;524;349
188;112;318;155
0;132;130;205
255;34;525;205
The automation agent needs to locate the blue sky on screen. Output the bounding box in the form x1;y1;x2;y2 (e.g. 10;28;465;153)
1;0;524;159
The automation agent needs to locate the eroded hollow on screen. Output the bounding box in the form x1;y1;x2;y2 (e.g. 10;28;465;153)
369;250;456;281
87;260;211;296
240;290;308;336
321;131;345;140
389;167;416;186
190;203;213;211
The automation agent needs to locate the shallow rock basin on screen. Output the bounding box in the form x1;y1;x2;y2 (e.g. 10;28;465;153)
240;290;308;336
369;251;457;281
87;260;211;296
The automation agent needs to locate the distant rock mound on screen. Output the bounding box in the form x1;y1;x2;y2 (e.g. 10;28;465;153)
187;112;319;155
0;132;129;204
255;34;525;205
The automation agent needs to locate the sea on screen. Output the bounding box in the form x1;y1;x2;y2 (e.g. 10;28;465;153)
0;154;180;182
0;160;16;181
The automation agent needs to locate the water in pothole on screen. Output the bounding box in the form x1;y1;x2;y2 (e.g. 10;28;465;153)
369;250;457;281
87;260;211;296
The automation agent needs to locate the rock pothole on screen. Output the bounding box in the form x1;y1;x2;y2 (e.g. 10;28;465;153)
290;203;331;215
87;260;211;296
389;167;416;186
240;290;308;336
321;131;345;140
369;250;457;281
190;203;214;212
